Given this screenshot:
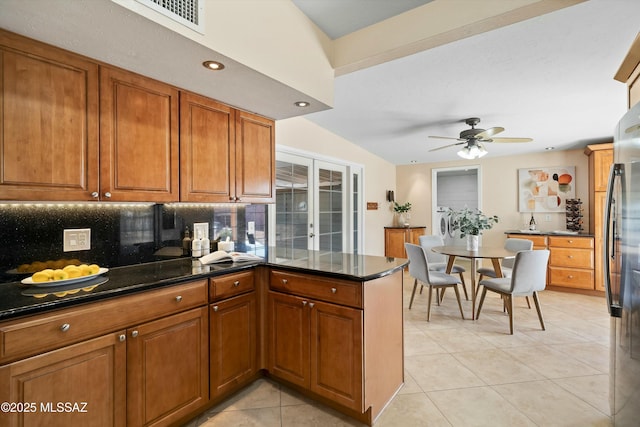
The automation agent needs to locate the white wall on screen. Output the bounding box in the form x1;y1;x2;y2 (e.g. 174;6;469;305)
396;148;590;251
276;117;397;256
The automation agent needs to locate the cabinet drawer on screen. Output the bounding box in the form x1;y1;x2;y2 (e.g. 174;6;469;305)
209;270;255;301
507;234;546;248
549;267;594;289
0;280;207;363
548;236;594;249
270;270;362;308
549;248;593;269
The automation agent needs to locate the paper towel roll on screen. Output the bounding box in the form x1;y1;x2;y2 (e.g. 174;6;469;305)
218;241;234;252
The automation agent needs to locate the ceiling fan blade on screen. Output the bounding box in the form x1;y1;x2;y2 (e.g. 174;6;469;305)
489;137;533;143
428;142;465;152
475;127;504;139
428;135;464;141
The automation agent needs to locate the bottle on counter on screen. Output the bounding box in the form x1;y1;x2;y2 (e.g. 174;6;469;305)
192;230;202;258
182;226;192;256
201;232;210;256
529;214;537;231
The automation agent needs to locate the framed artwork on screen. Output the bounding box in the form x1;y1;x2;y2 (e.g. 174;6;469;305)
518;166;575;212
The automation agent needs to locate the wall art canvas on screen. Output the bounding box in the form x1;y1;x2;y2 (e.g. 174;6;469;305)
518;166;575;212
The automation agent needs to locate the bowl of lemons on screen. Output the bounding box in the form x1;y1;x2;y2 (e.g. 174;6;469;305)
21;263;108;287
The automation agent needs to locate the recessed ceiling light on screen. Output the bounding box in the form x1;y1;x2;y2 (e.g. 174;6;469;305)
202;61;225;71
294;101;310;107
410;160;417;164
545;146;555;150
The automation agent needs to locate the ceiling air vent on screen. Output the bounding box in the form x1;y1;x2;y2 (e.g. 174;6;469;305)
135;0;204;33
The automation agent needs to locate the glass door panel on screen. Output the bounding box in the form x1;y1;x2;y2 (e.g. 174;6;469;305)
315;161;347;252
273;153;314;255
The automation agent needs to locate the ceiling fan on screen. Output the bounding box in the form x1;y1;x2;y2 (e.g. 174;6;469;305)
428;117;533;159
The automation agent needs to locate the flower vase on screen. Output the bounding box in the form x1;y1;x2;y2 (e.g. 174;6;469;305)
466;235;479;251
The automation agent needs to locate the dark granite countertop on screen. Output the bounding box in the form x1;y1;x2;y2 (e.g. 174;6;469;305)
0;248;408;321
504;229;595;237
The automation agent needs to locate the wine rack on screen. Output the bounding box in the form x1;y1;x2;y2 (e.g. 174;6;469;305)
565;198;583;231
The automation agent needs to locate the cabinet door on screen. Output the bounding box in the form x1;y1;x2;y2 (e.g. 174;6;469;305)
0;31;99;201
409;228;426;245
180;91;235;202
100;66;179;202
210;292;257;398
309;300;363;412
384;228;407;258
127;307;208;427
267;291;310;388
594;150;613;192
235;110;275;203
0;332;126;427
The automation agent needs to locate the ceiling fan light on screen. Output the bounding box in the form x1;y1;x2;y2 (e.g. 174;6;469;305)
457;143;487;159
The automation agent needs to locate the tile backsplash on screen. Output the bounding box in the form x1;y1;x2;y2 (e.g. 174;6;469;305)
0;203;267;283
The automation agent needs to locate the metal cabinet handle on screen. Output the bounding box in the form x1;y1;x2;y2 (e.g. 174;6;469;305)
331;288;337;294
282;279;288;284
568;240;573;243
91;191;99;198
60;323;70;332
233;281;240;287
131;330;139;338
175;295;183;302
213;306;219;312
104;192;112;198
309;302;315;308
119;334;126;342
568;275;574;279
302;300;307;306
568;255;573;259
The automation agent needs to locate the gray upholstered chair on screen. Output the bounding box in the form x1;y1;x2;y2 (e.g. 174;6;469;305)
418;235;468;300
476;249;550;334
476;237;534;308
405;243;465;321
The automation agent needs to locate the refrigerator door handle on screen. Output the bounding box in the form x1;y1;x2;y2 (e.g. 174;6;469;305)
604;163;622;318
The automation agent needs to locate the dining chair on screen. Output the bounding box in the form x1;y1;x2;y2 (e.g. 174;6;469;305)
476;249;550;334
405;243;465;321
418;235;469;300
476;237;534;308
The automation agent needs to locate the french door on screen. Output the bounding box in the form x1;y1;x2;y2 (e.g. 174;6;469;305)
270;152;361;255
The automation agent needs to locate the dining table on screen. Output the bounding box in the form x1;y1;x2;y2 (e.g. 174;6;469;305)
431;245;517;320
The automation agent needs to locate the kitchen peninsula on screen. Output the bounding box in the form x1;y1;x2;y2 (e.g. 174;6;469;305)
0;250;407;427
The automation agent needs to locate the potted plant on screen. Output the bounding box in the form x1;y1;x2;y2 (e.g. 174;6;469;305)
448;207;499;251
393;201;412;227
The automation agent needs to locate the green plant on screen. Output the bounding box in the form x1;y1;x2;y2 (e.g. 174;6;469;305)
393;201;412;213
448;207;498;237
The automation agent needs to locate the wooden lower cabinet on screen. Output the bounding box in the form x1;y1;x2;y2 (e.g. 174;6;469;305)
126;306;209;427
0;332;126;427
267;291;363;411
210;292;257;398
384;227;426;258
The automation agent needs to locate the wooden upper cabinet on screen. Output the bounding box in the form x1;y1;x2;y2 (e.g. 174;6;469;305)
100;66;179;202
235;110;275;203
180;91;235;202
615;32;640;108
0;30;99;201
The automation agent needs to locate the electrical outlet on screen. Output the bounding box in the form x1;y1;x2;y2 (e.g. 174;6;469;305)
545;214;551;222
63;228;91;252
247;221;255;234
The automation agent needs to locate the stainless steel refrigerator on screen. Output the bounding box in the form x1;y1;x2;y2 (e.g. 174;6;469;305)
605;100;640;426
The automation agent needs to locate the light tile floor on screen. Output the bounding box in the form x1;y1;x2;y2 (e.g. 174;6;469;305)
185;272;612;426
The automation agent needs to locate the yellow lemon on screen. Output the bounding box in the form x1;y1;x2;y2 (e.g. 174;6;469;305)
88;264;101;275
64;266;82;279
31;271;51;283
52;269;70;281
79;264;92;276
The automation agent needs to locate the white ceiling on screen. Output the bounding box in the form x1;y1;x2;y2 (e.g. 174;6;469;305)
1;0;638;166
295;0;640;164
